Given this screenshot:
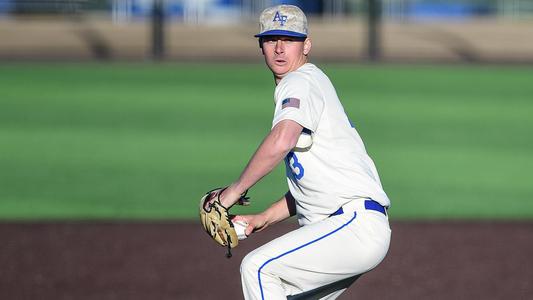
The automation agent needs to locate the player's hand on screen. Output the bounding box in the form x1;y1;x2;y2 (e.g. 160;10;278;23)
236;214;269;236
219;185;251;208
202;186;250;211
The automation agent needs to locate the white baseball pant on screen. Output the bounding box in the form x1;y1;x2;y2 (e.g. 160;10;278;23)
240;199;391;300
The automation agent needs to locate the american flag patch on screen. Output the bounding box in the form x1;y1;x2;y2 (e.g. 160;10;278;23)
281;98;300;109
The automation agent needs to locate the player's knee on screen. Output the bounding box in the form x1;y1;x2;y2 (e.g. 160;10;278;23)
240;251;263;280
240;252;258;275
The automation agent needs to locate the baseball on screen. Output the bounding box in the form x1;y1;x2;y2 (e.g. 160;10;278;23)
232;218;249;240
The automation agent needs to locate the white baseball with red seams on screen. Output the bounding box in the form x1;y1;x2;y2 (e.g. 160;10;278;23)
232;216;249;240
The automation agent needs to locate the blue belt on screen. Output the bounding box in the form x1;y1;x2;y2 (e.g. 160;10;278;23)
330;200;387;216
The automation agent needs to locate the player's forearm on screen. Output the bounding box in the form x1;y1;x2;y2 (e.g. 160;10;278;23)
221;120;302;207
260;192;296;227
236;129;292;188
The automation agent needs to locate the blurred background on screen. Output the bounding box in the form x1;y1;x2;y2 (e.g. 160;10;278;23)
1;1;532;299
0;0;533;219
0;0;533;62
1;1;532;220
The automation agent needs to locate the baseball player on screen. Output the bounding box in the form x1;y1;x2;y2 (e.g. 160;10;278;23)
202;5;391;299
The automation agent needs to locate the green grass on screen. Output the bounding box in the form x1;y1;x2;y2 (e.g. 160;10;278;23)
1;63;532;220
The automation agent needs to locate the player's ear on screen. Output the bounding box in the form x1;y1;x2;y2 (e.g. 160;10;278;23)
303;38;312;56
258;38;267;55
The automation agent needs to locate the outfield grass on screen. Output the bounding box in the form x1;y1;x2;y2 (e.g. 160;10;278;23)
0;63;532;220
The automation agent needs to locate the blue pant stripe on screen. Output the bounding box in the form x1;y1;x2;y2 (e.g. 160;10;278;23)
257;212;358;300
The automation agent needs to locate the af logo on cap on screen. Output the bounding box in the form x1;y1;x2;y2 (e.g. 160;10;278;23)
273;11;288;26
254;5;308;38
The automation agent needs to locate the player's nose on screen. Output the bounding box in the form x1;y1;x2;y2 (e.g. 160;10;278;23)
275;40;284;54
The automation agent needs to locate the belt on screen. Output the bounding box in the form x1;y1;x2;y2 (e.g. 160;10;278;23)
330;199;387;216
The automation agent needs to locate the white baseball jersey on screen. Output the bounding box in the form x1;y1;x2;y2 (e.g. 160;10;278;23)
272;63;390;225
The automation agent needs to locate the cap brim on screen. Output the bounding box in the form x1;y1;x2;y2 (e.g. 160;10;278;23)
254;30;307;38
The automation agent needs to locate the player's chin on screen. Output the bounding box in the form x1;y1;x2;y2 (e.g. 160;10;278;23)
269;64;290;77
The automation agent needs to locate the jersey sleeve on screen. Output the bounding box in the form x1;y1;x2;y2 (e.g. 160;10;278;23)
272;72;324;132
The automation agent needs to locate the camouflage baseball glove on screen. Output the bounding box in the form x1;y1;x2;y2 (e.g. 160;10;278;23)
199;188;250;258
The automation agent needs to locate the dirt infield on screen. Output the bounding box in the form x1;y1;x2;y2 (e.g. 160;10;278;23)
1;221;532;299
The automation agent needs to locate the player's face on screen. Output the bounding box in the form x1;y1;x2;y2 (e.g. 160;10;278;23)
261;36;311;83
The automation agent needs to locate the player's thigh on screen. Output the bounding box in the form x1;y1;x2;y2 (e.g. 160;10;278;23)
242;212;389;291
